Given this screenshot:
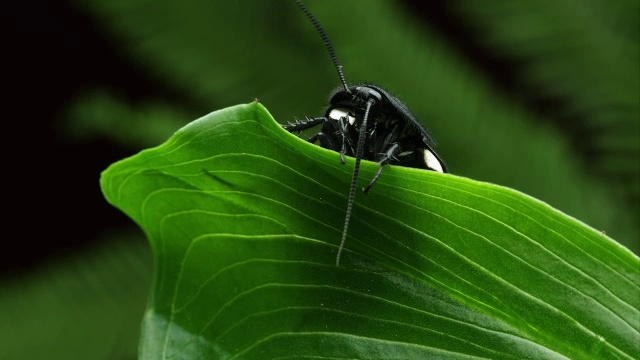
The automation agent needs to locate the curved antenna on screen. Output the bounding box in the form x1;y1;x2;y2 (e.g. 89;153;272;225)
336;98;375;266
295;0;350;93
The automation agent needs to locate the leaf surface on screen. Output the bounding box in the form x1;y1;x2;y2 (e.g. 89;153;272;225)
101;102;640;359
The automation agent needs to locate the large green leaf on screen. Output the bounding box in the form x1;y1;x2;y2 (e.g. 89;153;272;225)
101;102;639;359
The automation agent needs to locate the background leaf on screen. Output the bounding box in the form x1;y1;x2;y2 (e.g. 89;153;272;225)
102;102;640;359
0;234;152;360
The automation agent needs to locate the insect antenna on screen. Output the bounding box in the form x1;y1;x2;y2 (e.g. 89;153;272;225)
336;98;376;266
294;0;350;93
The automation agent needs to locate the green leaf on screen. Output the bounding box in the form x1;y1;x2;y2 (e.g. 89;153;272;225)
101;102;639;359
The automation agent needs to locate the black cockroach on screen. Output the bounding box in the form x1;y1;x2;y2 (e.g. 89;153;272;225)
283;0;448;266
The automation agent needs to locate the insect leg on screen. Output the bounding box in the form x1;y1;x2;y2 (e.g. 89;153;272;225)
307;133;322;143
284;116;342;152
363;122;402;193
282;116;326;133
337;116;352;164
363;143;400;193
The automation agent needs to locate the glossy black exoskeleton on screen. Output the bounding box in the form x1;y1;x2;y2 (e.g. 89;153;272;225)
284;0;448;266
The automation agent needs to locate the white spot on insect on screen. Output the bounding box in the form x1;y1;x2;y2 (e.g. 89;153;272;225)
424;149;444;173
398;151;413;157
329;108;356;125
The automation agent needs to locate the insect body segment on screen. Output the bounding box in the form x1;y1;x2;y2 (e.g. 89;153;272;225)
286;0;448;266
329;85;448;177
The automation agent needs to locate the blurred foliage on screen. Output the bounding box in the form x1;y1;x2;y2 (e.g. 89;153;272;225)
64;90;190;149
450;0;640;220
0;233;152;360
5;0;638;358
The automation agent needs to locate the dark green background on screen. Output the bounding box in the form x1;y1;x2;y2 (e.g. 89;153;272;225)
4;0;638;358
